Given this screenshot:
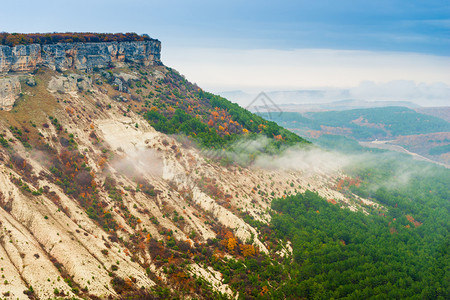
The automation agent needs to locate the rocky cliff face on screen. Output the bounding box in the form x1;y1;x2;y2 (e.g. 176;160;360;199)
0;40;161;73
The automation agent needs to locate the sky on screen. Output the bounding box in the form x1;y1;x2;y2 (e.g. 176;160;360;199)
1;0;449;106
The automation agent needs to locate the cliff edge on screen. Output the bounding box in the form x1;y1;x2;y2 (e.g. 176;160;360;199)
0;40;161;73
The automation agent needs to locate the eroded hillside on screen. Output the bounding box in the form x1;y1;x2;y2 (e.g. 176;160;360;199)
0;64;376;299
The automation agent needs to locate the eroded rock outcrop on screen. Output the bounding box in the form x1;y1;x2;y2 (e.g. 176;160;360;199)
0;76;21;111
48;74;92;93
0;40;161;73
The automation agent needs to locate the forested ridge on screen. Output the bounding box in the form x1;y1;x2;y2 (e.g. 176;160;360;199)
140;68;309;159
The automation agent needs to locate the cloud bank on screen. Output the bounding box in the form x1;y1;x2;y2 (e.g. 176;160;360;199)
164;47;450;106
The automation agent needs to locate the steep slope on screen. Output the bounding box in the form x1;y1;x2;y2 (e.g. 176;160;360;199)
0;62;373;299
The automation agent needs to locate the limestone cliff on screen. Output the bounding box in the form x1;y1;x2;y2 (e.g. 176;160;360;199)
0;40;161;73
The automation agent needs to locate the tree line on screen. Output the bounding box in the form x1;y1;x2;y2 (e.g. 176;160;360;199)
0;32;156;47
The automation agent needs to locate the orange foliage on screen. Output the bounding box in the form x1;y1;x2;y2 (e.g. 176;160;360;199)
406;215;422;227
260;286;269;296
65;107;75;115
224;231;234;239
138;241;146;250
239;244;255;257
208;119;214;127
98;157;107;168
336;176;361;191
273;134;283;141
124;278;133;288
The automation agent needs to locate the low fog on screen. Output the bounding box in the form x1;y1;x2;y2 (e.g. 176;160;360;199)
221;80;450;108
112;148;164;178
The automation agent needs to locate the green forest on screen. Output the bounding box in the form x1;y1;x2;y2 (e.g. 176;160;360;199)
265;152;449;299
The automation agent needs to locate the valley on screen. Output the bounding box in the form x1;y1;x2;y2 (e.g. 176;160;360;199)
258;106;450;166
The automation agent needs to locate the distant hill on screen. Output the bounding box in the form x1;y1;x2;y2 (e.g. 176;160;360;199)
259;106;450;165
274;99;420;112
415;107;450;123
261;106;450;140
220;89;420;110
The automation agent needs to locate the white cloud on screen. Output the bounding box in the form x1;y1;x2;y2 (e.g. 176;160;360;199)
349;81;450;106
163;47;450;105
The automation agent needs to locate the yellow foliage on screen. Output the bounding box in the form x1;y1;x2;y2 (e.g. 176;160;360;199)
240;244;255;257
227;238;237;252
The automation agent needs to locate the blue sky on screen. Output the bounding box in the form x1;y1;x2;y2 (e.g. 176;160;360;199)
2;0;449;54
1;0;449;105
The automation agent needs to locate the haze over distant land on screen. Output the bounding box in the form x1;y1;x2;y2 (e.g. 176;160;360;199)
165;48;450;107
2;0;449;106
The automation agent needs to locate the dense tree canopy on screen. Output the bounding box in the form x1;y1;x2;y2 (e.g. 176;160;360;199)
0;32;156;46
265;152;449;299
